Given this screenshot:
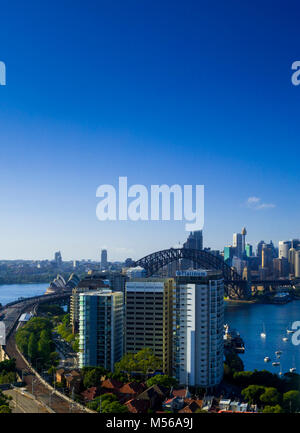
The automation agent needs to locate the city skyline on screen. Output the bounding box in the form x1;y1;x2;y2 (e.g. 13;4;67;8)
1;1;300;261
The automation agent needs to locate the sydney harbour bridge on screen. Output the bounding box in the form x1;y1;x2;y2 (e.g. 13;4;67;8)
133;247;294;299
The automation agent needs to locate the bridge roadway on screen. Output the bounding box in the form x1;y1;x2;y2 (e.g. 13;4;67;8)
0;291;88;413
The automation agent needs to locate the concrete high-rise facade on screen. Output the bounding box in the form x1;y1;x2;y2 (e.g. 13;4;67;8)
173;270;224;388
278;241;291;259
79;289;123;370
125;278;174;375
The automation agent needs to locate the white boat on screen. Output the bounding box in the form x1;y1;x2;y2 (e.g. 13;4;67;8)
264;357;270;362
282;337;288;342
261;323;266;338
272;362;280;366
287;324;294;334
289;356;296;373
275;350;282;357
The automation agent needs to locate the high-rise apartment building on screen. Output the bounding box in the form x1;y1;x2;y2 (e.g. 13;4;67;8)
173;270;224;388
79;289;123;370
125;278;174;375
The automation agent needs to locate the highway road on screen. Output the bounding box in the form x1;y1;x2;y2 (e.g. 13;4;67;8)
0;293;88;413
4;389;49;413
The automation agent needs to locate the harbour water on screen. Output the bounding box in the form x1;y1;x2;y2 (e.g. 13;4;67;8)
225;300;300;375
0;283;48;306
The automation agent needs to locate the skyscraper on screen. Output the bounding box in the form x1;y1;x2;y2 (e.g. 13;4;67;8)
245;243;253;258
233;233;243;258
101;249;108;270
173;270;224;388
279;241;291;259
295;250;300;278
54;251;62;266
125;278;174;375
182;230;203;269
79;289;123;370
183;230;203;250
241;227;247;255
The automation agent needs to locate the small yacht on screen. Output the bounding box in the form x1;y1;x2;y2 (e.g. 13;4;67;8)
272;362;280;366
282;337;288;342
261;323;266;338
287;329;295;334
264;357;271;362
275;350;282;357
289;357;296;373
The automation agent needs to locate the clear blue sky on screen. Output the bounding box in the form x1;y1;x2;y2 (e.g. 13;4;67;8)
0;0;299;261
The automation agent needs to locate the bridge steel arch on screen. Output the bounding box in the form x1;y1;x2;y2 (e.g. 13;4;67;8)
133;248;249;299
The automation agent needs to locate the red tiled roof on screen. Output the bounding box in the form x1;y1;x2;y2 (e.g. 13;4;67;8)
125;399;150;413
101;378;123;390
119;382;145;395
179;400;203;413
81;386;100;401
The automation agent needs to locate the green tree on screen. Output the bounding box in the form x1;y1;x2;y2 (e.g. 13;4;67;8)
0;405;11;413
146;375;178;388
83;368;105;389
115;348;162;379
224;351;244;375
283;390;300;413
262;405;284;413
241;385;265;405
260;387;281;406
38;330;51;364
28;333;38;362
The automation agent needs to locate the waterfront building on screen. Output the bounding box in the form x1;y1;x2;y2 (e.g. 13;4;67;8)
261;242;276;276
288;248;296;275
173;270;224;388
273;257;290;278
125;278;174;375
295;250;300;278
79;289;124;370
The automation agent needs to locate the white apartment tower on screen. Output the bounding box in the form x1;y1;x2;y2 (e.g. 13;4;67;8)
173;270;224;388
